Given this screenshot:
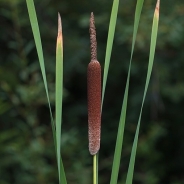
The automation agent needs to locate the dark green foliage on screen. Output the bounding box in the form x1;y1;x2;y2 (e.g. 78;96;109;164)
1;0;184;183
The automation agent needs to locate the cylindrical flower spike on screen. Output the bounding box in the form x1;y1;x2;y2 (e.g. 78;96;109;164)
88;12;101;155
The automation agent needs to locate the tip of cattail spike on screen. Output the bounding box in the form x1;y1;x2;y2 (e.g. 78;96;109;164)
90;12;95;30
89;12;97;61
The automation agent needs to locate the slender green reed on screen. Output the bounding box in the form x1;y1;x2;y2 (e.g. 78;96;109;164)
26;0;55;135
126;1;160;183
55;13;63;183
110;0;145;183
102;0;119;107
26;1;67;184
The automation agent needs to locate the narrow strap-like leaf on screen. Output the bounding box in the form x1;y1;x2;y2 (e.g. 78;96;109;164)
56;13;66;184
102;0;119;107
26;0;55;136
110;0;144;184
125;1;160;183
26;2;67;183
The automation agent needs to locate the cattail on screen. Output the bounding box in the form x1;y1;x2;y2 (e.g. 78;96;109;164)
87;12;101;155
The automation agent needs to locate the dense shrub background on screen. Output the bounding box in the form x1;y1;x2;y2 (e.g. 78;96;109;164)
1;0;184;183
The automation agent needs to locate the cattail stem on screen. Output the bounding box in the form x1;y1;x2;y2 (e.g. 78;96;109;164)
93;154;97;184
88;12;101;155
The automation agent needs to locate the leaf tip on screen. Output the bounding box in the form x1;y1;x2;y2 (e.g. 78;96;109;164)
57;12;62;38
155;0;160;18
57;12;63;48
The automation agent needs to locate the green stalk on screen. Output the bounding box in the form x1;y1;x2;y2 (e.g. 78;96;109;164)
93;154;97;184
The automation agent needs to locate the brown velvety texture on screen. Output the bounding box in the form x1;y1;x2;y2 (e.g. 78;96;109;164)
87;60;101;155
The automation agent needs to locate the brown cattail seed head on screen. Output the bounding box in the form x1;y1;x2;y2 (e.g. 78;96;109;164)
88;12;101;155
88;60;101;155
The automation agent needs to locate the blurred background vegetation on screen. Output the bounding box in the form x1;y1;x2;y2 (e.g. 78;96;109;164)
1;0;184;183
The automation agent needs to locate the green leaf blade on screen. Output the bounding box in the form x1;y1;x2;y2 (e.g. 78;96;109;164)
26;0;55;136
125;1;160;184
102;0;119;107
110;0;145;184
26;2;67;183
55;14;67;184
